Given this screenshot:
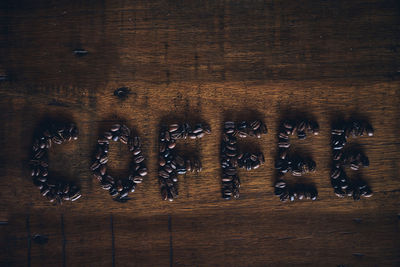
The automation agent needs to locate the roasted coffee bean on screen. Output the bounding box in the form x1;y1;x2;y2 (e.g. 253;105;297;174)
159;169;170;178
164;165;173;173
120;135;128;144
134;155;145;164
34;149;45;159
100;164;107;176
275;180;287;189
195;132;205;138
159;157;166;166
297;131;306;140
365;124;374;136
104;131;113;140
187;132;196;139
331;168;341;179
168;141;176;149
192;125;203;134
278;141;290;148
112;134;119;142
185;159;192;172
279;149;288;159
99;155;108;164
52;135;63;145
133;175;143;183
175;156;185;167
138;168;148;177
98;138;109;145
333;150;343;161
169;124;179;132
309;121;319;135
250;120;261;130
297;120;306;132
110;124;121;132
120;124;130;135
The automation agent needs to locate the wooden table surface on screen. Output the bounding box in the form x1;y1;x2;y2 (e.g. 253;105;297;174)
0;0;399;266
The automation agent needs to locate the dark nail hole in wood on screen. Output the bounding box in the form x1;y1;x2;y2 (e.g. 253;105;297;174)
73;49;88;57
32;234;49;245
114;87;130;99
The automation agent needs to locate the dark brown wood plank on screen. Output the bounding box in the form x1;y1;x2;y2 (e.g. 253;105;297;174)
0;0;399;266
29;213;63;267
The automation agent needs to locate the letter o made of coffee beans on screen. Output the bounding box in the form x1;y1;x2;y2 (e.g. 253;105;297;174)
91;123;148;203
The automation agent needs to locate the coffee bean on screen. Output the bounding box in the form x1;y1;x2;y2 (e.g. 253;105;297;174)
120;135;128;144
185;159;192;172
297;131;306;140
109;188;118;197
134;155;145;164
159;169;169;178
104;131;113;140
297;120;306;132
100;164;107;176
365;124;374;136
309;121;319;135
159;157;166;166
187;132;196;139
168;141;176;149
169;124;179;132
99;155;108;164
136;167;146;176
110;124;121;132
275;180;287;188
278;141;290;148
98;138;109;145
250;120;261;130
112;134;119;142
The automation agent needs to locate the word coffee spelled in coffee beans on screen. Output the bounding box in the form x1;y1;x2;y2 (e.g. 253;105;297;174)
330;119;373;200
274;119;319;202
221;120;267;199
91;123;148;202
29;121;81;204
158;122;211;201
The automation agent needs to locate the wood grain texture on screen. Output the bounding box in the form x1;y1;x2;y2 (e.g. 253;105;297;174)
0;0;399;266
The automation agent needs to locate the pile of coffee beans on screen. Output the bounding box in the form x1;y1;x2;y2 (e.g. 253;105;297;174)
29;122;81;204
158;123;211;201
274;119;319;202
91;124;147;202
330;119;373;200
221;120;267;199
